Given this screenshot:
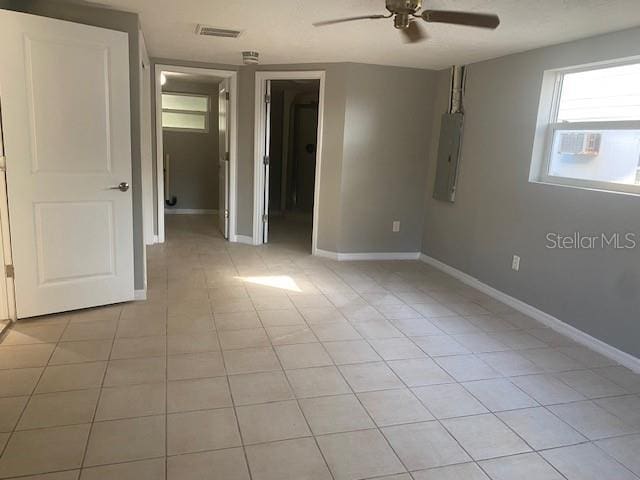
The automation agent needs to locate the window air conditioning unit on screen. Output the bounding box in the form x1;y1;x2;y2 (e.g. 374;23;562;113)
557;132;601;156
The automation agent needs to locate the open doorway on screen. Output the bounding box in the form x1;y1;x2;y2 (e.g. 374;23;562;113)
254;72;325;253
154;65;237;243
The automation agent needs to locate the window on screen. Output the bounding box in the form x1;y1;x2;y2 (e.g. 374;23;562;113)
537;61;640;194
161;93;209;132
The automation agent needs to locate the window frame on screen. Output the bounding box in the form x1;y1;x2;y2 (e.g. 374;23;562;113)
539;60;640;196
161;92;210;133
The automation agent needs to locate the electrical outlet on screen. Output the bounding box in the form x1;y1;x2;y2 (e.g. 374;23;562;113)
392;221;400;232
512;255;521;271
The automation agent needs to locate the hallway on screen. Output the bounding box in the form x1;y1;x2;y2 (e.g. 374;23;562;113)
0;215;638;479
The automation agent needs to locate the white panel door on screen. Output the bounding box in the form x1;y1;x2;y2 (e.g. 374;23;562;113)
218;79;230;238
0;10;134;318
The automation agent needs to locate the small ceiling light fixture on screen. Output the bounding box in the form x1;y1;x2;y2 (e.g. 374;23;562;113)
242;51;259;65
160;72;167;86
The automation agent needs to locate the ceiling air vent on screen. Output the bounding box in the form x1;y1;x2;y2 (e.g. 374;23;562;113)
195;25;241;38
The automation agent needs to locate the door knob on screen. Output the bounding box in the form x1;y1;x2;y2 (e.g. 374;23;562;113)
110;182;130;192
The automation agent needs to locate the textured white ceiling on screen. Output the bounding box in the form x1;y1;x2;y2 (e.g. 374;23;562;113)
97;0;640;70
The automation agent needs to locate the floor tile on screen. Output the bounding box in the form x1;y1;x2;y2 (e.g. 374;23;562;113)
0;424;90;477
317;429;406;480
300;394;374;434
266;325;317;345
214;311;261;331
167;408;240;455
36;362;106;393
81;458;165;480
168;351;225;380
117;317;166;338
412;383;488;419
594;366;640;394
497;407;586;450
442;414;531;460
18;389;99;430
286;366;352;398
387;358;453;387
258;309;305;327
275;343;333;369
110;336;166;360
167;376;231;412
104;357;165;386
299;307;347;325
339;362;403;392
368;338;426;360
510;374;586;405
223;347;281;375
549;400;637;439
1;324;65;346
411;463;489;479
246;437;332;480
354;320;404;339
310;321;362;342
595;395;640;429
596;434;640;477
0;396;28;432
477;351;543;376
96;383;166;420
167;332;219;355
85;415;165;466
480;452;564;480
542;443;638;480
0;344;55;369
462;378;538;411
61;320;118;342
228;371;293;406
167;448;249;480
0;367;43;397
358;388;433;426
323;340;382;364
383;421;470;470
555;370;629;398
391;318;442;336
236;400;310;444
412;335;470;357
49;340;112;365
434;355;501;382
219;328;270;350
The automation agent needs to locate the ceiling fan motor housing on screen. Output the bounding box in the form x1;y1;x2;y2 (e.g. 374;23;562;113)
386;0;422;15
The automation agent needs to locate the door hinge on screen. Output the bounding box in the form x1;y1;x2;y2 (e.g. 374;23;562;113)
224;209;229;219
5;265;14;278
262;214;268;223
224;151;230;162
264;94;271;104
225;91;230;101
263;155;269;165
0;156;5;171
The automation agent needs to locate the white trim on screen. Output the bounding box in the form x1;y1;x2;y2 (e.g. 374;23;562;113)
134;289;147;301
253;70;326;253
164;209;217;215
315;249;421;261
419;253;640;373
235;234;256;245
154;64;238;244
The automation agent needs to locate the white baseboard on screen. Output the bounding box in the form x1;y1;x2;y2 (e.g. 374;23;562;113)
419;253;640;373
314;249;421;261
165;209;217;215
134;289;147;301
235;235;255;245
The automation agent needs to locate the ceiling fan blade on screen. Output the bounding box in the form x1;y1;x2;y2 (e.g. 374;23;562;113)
401;20;427;43
313;14;388;27
421;10;500;29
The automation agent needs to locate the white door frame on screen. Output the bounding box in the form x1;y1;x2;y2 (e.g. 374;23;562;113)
253;70;325;254
154;64;238;243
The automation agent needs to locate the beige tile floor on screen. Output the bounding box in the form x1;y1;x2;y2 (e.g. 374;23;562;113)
0;214;638;479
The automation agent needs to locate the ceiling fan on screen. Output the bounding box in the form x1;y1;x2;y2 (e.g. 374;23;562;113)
313;0;500;43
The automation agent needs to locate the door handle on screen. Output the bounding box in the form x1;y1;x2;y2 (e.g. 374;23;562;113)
110;182;130;192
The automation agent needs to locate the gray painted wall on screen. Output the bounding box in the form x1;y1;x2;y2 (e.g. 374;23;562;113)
0;0;146;290
162;79;219;211
422;27;640;358
339;63;436;253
